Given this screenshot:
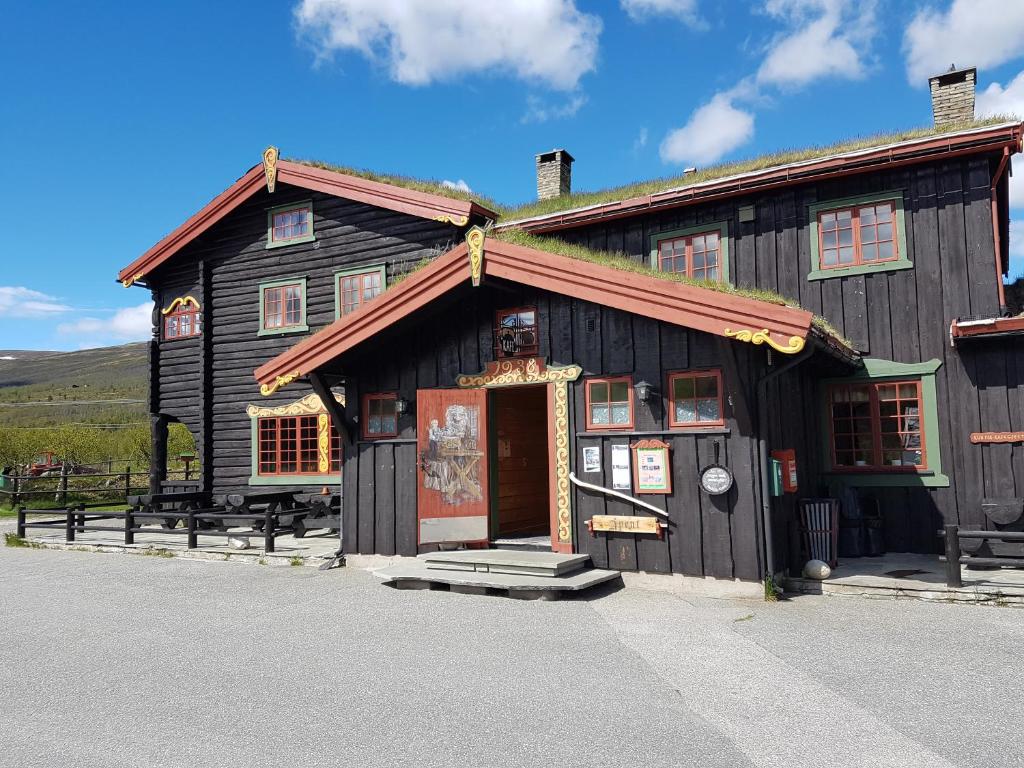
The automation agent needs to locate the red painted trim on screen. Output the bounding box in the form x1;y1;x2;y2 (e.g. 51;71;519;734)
254;238;816;389
951;316;1024;339
360;391;399;440
991;147;1010;309
500;124;1024;235
827;380;926;472
117;161;495;285
630;439;672;495
655;230;723;280
816;200;899;270
666;369;725;428
583;376;634;431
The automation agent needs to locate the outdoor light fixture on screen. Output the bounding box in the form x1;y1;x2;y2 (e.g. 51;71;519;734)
394;396;410;416
634;380;654;403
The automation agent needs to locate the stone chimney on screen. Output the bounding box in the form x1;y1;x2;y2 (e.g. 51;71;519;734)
536;149;574;200
929;65;976;126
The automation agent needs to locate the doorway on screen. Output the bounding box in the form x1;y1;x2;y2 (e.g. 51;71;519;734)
491;385;550;539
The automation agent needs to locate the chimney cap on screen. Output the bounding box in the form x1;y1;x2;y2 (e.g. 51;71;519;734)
929;65;977;85
536;148;575;163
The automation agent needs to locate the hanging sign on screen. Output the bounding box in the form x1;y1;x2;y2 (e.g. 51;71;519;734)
582;446;602;473
631;439;672;494
699;464;734;495
611;444;631;490
589;515;662;534
970;432;1024;444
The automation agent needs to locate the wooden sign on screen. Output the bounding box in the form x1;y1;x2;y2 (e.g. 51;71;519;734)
590;515;662;534
631;438;672;494
970;432;1024;444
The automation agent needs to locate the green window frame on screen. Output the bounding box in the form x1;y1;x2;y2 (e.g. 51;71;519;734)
807;191;911;280
649;221;730;283
258;276;309;336
334;264;387;319
266;200;315;249
820;358;949;487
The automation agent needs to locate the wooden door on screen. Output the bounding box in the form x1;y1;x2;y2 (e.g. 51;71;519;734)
416;388;489;545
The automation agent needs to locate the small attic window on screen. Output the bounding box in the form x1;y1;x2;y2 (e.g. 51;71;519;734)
267;202;315;248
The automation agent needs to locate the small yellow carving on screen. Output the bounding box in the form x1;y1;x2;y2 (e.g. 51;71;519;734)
317;413;331;473
724;327;806;355
160;295;200;315
456;358;581;388
259;370;301;396
465;225;486;287
263;146;279;193
434;213;469;227
122;272;145;288
247;391;345;417
553;380;571;544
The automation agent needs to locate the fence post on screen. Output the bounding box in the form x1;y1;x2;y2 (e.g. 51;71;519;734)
264;505;275;553
123;466;131;503
187;508;197;549
12;475;20;509
943;524;962;588
16;505;25;539
125;504;134;546
65;508;75;543
59;463;69;508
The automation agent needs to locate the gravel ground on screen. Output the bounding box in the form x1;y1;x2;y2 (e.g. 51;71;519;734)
1;545;1021;768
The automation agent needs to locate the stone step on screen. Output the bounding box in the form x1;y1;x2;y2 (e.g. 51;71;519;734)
420;550;590;577
375;558;620;600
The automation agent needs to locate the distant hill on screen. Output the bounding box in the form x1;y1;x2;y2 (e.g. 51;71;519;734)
0;343;148;427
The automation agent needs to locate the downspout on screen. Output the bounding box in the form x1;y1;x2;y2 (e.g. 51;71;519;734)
755;345;813;583
991;147;1010;313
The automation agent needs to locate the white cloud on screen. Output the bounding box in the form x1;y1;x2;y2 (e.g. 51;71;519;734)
294;0;602;91
441;179;471;193
1009;219;1024;278
620;0;701;26
632;126;649;153
0;287;71;318
757;0;876;88
58;303;153;343
660;90;755;166
903;0;1024;85
521;92;587;123
976;70;1024;210
0;356;16;360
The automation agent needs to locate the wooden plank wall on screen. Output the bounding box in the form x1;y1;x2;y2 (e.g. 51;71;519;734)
557;154;1015;555
331;282;767;579
148;183;461;495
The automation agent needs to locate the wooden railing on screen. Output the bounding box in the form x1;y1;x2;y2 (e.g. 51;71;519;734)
0;467;155;509
940;524;1024;587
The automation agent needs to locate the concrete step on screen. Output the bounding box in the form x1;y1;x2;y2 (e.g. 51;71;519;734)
420;550;590;577
375;558;620;600
491;535;553;553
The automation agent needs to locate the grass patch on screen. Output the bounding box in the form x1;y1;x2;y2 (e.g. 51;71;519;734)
142;548;174;558
499;117;1017;221
4;532;42;548
763;574;781;602
289;556;303;567
734;613;755;622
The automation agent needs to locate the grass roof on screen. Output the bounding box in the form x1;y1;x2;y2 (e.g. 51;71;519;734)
497;116;1017;222
288;158;501;213
493;229;849;344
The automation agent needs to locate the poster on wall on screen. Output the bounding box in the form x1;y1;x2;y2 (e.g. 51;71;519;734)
611;444;631;490
582;446;602;473
631;439;672;494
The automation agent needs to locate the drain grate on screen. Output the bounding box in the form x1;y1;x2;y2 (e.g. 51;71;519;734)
883;569;930;579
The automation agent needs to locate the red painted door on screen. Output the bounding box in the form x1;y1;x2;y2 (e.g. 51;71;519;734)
416;388;490;545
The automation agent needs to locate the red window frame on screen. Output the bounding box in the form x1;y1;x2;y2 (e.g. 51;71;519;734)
829;379;926;472
339;270;383;316
270;205;311;244
656;230;722;281
164;303;200;340
667;369;724;428
263;283;303;330
584;376;634;431
817;201;899;270
362;392;399;439
494;306;540;358
257;414;342;476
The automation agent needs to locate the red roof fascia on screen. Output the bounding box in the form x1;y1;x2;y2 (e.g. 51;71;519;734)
117;162;496;286
254;239;814;391
951;316;1024;340
505;124;1024;234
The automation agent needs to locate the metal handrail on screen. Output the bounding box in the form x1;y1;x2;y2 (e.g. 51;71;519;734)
568;472;669;518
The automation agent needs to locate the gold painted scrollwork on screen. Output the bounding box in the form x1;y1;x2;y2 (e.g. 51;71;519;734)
263;146;279;193
161;295;200;315
553;380;571;544
259;370;302;396
724;327;806;355
317;413;331;473
465;226;485;287
247;392;345;417
434;213;470;227
456;358;582;388
122;272;145;288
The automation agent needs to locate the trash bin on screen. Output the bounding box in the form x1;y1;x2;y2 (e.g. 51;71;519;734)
799;498;839;567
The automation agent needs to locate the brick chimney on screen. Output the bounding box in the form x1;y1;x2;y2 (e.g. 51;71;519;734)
929;65;976;126
535;149;574;200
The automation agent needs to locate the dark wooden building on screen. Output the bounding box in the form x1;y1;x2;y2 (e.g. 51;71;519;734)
121;70;1024;584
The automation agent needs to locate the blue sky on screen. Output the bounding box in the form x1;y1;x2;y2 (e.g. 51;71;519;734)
2;0;1024;351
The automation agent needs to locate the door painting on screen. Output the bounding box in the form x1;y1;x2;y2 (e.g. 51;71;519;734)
416;388;489;545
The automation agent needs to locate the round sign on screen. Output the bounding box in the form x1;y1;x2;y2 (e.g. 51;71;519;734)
699;464;734;495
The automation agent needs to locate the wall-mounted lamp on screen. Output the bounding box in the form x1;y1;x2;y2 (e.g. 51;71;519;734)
394;396;411;416
634;380;655;403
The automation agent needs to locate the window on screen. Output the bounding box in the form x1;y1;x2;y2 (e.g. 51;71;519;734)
585;377;634;430
336;266;385;318
257;415;341;476
259;278;308;335
362;392;398;438
266;202;314;248
808;193;911;280
494;306;539;358
668;370;723;427
163;297;200;340
829;380;925;471
650;222;729;283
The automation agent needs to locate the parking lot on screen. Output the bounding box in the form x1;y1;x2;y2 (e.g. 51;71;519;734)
1;545;1021;768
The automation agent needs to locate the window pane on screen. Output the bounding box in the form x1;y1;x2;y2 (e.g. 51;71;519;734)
875;204;892;223
822;249;839;266
695;375;718;398
839;247;856;264
878;241;894;260
590;404;609;425
610;403;630;424
861;244;878;262
590;382;608;403
674;376;695;400
675;401;696;423
823;231;838;248
839;227;854;247
697;398;720;422
877;222;893;242
610;381;629;403
860;207;876;225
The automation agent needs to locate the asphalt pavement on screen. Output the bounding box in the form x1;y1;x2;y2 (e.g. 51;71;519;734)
1;545;1020;768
